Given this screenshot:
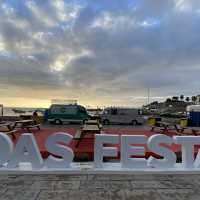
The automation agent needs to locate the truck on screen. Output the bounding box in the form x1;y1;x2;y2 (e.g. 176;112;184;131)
45;104;90;125
100;107;145;125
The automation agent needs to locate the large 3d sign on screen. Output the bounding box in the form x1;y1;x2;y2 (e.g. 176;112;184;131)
1;132;200;172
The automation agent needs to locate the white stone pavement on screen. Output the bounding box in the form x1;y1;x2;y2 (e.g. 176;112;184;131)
0;174;200;200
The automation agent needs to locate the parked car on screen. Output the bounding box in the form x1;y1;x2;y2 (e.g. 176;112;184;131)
45;104;90;124
100;107;145;125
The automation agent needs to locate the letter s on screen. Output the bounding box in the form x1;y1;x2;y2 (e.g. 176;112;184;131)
147;134;176;168
45;132;74;168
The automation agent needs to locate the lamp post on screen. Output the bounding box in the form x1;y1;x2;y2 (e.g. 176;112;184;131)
0;104;3;121
147;87;150;106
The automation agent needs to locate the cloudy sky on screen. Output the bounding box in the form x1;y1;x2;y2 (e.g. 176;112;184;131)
0;0;200;108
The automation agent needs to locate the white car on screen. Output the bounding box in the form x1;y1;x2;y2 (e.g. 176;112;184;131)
100;107;145;125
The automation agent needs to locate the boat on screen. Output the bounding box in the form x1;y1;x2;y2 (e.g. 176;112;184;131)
12;108;26;114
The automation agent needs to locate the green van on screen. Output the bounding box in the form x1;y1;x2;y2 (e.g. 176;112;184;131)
46;104;90;124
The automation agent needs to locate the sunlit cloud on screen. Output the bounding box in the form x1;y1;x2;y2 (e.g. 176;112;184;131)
26;0;57;27
0;36;5;52
175;0;200;11
140;18;160;27
50;55;67;72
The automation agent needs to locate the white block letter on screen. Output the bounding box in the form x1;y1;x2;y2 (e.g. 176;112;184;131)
194;144;200;168
0;133;13;166
121;135;147;168
173;136;200;168
8;133;43;169
94;134;119;168
147;134;176;168
45;132;74;168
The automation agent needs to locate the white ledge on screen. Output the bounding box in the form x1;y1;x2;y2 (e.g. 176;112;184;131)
1;163;200;174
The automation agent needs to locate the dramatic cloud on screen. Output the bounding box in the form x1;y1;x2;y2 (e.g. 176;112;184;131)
0;0;200;107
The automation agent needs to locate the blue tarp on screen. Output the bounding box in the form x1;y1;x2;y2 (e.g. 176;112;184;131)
189;112;200;126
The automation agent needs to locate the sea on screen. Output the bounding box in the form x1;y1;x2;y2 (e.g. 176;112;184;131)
1;107;97;117
1;107;46;117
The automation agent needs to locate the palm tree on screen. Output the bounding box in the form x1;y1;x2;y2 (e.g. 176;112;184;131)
180;95;184;101
166;98;172;103
185;97;190;102
191;96;197;103
172;96;179;101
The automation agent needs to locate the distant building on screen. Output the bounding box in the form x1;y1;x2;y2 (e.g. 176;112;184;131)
196;95;200;104
143;99;193;114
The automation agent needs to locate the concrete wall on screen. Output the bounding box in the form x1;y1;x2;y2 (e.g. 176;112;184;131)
0;174;200;200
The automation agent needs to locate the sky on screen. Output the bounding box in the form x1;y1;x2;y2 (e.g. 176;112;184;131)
0;0;200;108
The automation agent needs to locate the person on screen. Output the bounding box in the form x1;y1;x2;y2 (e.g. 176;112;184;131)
33;110;38;118
32;110;39;124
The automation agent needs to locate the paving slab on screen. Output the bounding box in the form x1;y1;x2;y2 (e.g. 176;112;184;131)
0;174;199;200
